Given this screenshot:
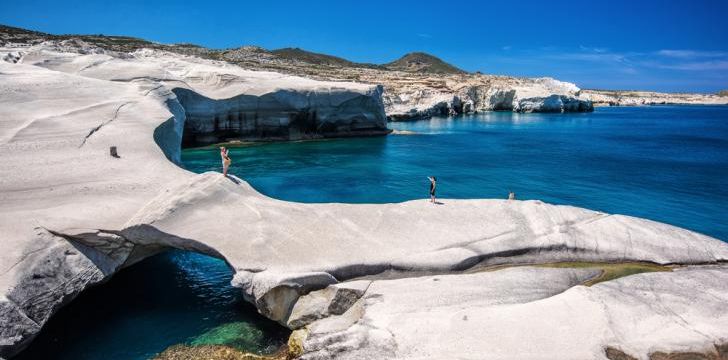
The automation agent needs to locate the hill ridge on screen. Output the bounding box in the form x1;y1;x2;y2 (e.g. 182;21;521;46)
0;23;466;74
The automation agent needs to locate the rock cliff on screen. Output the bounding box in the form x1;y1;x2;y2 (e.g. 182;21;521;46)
385;76;593;120
582;89;728;107
1;25;593;121
5;40;390;148
174;85;387;146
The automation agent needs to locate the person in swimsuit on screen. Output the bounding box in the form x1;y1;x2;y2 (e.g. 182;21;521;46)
220;146;231;176
428;176;437;203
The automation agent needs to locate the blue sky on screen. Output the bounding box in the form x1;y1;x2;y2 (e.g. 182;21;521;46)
2;0;727;92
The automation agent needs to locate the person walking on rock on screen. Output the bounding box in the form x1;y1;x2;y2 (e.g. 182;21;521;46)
220;146;231;176
428;176;437;203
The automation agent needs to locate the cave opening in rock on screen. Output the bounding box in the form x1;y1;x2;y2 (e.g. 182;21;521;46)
14;249;290;360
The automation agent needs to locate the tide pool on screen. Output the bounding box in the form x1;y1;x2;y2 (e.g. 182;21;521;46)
183;106;728;241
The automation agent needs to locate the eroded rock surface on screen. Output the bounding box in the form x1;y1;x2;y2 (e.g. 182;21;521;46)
1;39;728;360
581;89;728;107
293;266;728;359
11;42;389;148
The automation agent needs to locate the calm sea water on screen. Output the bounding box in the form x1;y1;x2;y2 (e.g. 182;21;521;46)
16;250;289;360
183;106;728;241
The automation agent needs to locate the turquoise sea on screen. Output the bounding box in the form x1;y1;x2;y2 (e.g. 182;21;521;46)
184;106;728;241
16;105;728;359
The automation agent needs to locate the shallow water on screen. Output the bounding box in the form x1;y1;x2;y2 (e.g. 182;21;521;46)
183;106;728;241
15;250;289;360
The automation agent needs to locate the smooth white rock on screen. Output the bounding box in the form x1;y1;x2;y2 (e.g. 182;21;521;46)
299;266;728;360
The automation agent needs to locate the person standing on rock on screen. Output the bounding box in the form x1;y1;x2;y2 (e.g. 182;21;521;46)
428;176;437;203
220;146;231;176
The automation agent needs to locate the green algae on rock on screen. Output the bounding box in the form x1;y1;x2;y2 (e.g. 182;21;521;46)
189;321;282;353
605;343;728;360
155;344;291;360
537;262;671;286
155;324;302;360
286;329;308;358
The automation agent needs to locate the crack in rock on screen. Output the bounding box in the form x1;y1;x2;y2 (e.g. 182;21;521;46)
78;101;131;147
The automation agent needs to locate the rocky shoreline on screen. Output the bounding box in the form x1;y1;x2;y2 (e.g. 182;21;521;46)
582;89;728;107
2;25;728;360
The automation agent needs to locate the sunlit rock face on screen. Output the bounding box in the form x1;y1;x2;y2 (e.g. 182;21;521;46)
517;94;595;113
471;87;517;111
385;77;594;121
9;42;389;148
581;89;728;106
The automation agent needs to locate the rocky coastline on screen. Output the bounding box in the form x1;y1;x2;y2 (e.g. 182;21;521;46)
2;25;728;360
582;89;728;107
1;25;597;124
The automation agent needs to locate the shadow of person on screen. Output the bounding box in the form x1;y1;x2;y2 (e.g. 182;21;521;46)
225;174;241;184
434;201;445;205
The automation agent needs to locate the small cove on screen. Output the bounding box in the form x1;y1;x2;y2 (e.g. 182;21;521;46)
15;250;289;360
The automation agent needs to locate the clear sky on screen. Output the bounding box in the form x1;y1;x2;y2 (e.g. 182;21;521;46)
2;0;727;92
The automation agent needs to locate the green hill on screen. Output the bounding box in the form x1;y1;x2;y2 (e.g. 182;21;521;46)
1;24;468;74
384;52;466;74
270;47;380;69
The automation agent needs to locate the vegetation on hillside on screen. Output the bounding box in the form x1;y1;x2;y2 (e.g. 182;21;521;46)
270;47;381;69
1;24;468;75
384;52;467;74
0;24;214;57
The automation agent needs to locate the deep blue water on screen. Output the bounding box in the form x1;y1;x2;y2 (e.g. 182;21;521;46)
183;106;728;241
15;250;289;360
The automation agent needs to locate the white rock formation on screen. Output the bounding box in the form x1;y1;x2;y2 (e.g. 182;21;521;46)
15;42;389;148
581;89;728;107
385;76;594;120
297;266;728;359
1;42;727;359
